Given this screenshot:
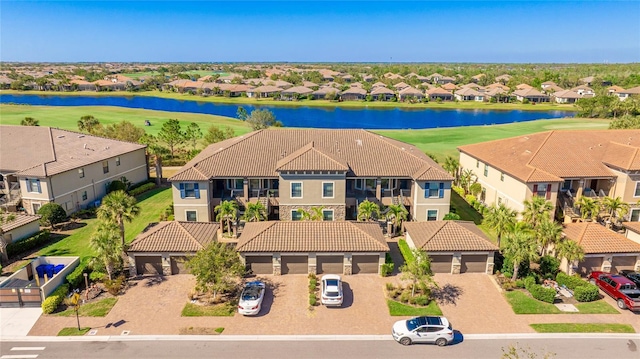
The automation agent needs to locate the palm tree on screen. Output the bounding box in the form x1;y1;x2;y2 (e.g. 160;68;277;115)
242;202;266;222
139;134;169;186
77;115;101;134
215;200;238;235
458;169;475;194
482;204;517;247
442;156;459;183
575;196;600;221
385;204;409;235
535;217;562;256
309;206;325;221
296;208;312;221
357;200;380;221
501;227;539;281
20;117;39;126
522;195;553;228
602;196;629;225
555;239;585;274
96;190;141;248
90;221;122;280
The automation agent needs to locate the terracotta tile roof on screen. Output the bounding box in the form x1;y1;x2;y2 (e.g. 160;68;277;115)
441;83;457;91
513;88;547;98
622;222;640;234
485;83;510;91
169;129;450;180
458;130;640;183
426;87;452;95
455;88;482;97
404;221;498;252
371;87;395;95
0;126;145;177
341;87;367;95
1;213;40;232
563;223;640;254
281;86;313;95
313;87;341;95
608;86;625;93
553;90;582;99
275;142;349;172
393;82;410;89
516;83;533;90
128;221;219;252
398;87;424;96
620;86;640;95
251;85;282;93
236;221;389;253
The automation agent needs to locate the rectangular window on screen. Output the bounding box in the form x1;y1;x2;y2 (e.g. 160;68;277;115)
227;179;243;190
631;209;640;222
115;156;121;166
476;160;480;168
82;191;87;201
424;182;443;198
186;210;197;222
635;182;640;197
533;183;548;197
32;203;41;213
102;160;109;174
78;168;85;178
562;180;572;191
322;209;334;221
28;179;41;193
291;182;302;198
484;164;489;177
355;179;363;190
365;179;376;191
322;182;334;198
500;173;505;182
291;210;302;221
427;210;438;221
179;183;200;199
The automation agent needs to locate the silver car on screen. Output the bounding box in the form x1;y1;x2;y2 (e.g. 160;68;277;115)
320;274;343;306
392;316;454;346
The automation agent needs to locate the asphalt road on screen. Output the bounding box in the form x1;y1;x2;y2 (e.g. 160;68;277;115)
1;336;639;359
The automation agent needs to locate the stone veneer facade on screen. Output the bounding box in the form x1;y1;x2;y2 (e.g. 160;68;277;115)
278;204;346;221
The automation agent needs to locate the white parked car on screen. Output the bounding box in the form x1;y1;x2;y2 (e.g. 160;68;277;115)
392;316;454;346
321;274;343;307
237;281;266;316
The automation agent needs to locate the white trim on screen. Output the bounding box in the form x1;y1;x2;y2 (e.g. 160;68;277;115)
634;182;640;198
290;181;303;199
291;209;303;221
322;181;335;199
414;203;449;207
173;203;209;207
184;210;198;222
322;209;334;221
354;179;363;190
426;209;438;221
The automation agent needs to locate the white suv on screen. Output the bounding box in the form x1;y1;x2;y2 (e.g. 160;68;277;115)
392;316;453;346
320;274;343;307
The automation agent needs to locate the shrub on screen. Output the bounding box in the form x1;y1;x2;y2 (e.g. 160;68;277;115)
465;194;477;204
538;256;560;278
515;279;525;288
66;259;92;289
414;295;429;306
103;276;125;296
309;293;317;306
41;283;69;314
501;281;517;291
308;282;317;293
70;208;96;220
556;272;588;290
452;186;465;197
6;230;51;258
399;290;411;303
523;276;537;290
107;180;127;193
128;183;156;197
574;284;600;302
385;282;395;292
381;262;394;277
89;271;106;282
528;284;556;303
38;203;67;229
501;256;530;279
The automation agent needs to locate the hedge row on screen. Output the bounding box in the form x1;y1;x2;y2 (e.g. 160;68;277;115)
42;283;69;314
66;258;92;289
6;230;51;258
128;183;156;197
574;285;600;302
556;272;588;290
524;276;556;303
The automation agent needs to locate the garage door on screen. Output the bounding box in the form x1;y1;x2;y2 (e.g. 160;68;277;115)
170;256;190;274
611;256;636;274
245;256;273;275
430;255;453;274
281;256;308;274
461;254;488;273
317;256;343;274
136;256;163;275
352;255;379;274
577;257;603;277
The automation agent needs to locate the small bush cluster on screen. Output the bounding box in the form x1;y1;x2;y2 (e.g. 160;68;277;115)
452;186;465;197
574;285;600;302
524;276;556;303
66;258;92;289
107;180;127;193
70;207;96;220
42;283;70;314
556;272;588;290
380;253;394;277
103;276;125;296
538;256;560;279
89;271;106;282
308;273;318;306
386;283;432;307
6;230;51;258
129;183;156;197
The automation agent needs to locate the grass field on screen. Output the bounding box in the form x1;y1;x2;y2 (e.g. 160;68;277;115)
54;298;118;317
387;299;443;316
57;327;91;336
530;323;634;333
181;302;236;317
505;291;619;314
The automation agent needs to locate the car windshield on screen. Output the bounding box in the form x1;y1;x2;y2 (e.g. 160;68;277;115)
325;279;339;287
241;286;261;301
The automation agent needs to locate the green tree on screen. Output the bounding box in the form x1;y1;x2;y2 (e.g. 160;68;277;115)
215;200;238;236
482;204;517;247
236;106;248;120
101;121;146;143
442;156;459;182
242;202;267;222
97;190;141;248
501;227;539;281
139;134;169;186
522;195;554;228
157;119;185;159
400;249;435;297
295;208;312;221
575;196;600;221
246;109;280;130
184;122;203;150
77;115;101;134
458;169;476;194
385;204;409;235
601;196;629;225
185;242;245;301
555;239;585;266
37;203;67;230
21;117;39;126
204;125;235;145
357;200;380;221
308;206;325;221
535;217;562;256
90;221;122;280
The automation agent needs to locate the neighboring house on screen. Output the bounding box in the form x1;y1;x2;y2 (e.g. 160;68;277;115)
485;83;510;91
516;83;533;91
471;74;485;83
370;86;396;101
340;87;367;101
426;87;453;101
0;126;148;215
579;76;595;86
341;74;353;82
542;84;565;94
312;86;341;100
127;221;219;276
393;82;410;91
457;130;640;220
237;221;389;275
438;76;455;85
404;221;498;274
512;88;549;102
371;81;387;89
69;79;96;91
384;73;403;80
495;74;512;84
608;85;625;95
454;88;484;102
441;82;457;91
552;90;582;104
541;81;557;89
484;88;510;102
617;86;640;101
246;85;282;98
561;223;640;276
571;85;595;97
215;83;253;97
0;213;40;244
397;87;424;101
303;81;319;88
280;86;313;100
169;129;453;223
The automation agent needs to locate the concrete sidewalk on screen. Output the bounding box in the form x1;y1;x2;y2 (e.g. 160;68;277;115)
0;308;43;337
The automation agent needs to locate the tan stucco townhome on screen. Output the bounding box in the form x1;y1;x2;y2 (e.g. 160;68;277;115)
169;129;453;223
458;130;640;222
0;126;148;215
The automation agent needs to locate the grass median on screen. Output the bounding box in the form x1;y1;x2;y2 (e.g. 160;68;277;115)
505;291;619;314
54;298;118;317
530;323;635;333
387;299;443;316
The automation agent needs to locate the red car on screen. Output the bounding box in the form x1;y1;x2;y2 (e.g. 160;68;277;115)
589;271;640;311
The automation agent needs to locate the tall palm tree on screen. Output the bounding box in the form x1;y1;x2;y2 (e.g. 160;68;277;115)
309;206;325;221
139;134;169;186
385;204;409;235
97;190;141;248
90;221;122;280
357;200;380;222
522;195;553;228
296;208;312;221
482;204;517;247
575;196;600;221
555;239;585;273
215;200;238;235
535;217;562;256
602;196;629;225
77;115;101;134
501;227;539;281
458;169;475;194
242;202;266;222
442;156;459;183
20;117;39;126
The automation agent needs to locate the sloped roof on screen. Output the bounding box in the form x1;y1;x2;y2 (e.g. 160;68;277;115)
398;87;424;96
281;86;313;95
513;88;547;97
371;87;395;95
341;87;367;95
426;87;452;95
128;221;219;252
236;221;389;253
1;213;40;232
251;85;282;93
553;90;582;99
404;221;498;252
563;223;640;254
275;142;349;172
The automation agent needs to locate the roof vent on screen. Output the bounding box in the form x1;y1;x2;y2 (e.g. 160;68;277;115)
356;139;362;146
57;135;65;138
105;146;109;150
83;143;87;149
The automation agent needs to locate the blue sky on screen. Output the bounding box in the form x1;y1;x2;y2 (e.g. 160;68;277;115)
1;1;639;63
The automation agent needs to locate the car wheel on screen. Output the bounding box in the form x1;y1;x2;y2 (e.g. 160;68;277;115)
399;337;412;346
589;278;596;285
617;299;627;309
435;338;448;347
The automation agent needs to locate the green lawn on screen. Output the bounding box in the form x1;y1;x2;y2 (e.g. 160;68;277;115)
450;192;483;224
530;323;634;333
0;104;250;138
181;302;236;317
54;298;118;317
57;327;91;336
397;239;414;264
387;299;443;316
37;187;172;258
505;291;619;314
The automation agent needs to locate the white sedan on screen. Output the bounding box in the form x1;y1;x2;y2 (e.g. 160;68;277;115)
237;281;266;316
321;274;343;307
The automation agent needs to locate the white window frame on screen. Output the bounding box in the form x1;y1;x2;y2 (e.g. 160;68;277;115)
185;210;198;222
184;183;196;198
28;179;40;193
354;179;363;190
227;179;243;190
291;209;302;221
630;208;640;222
536;183;547;197
322;182;335;198
291;182;303;198
322;209;334;221
426;182;439;198
483;164;489;177
79;168;85;178
426;209;438;221
635;182;640;197
102;160;109;174
115;156;121;166
500;172;504;182
82;191;88;201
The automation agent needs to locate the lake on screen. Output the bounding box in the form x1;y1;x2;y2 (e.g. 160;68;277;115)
0;94;573;130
